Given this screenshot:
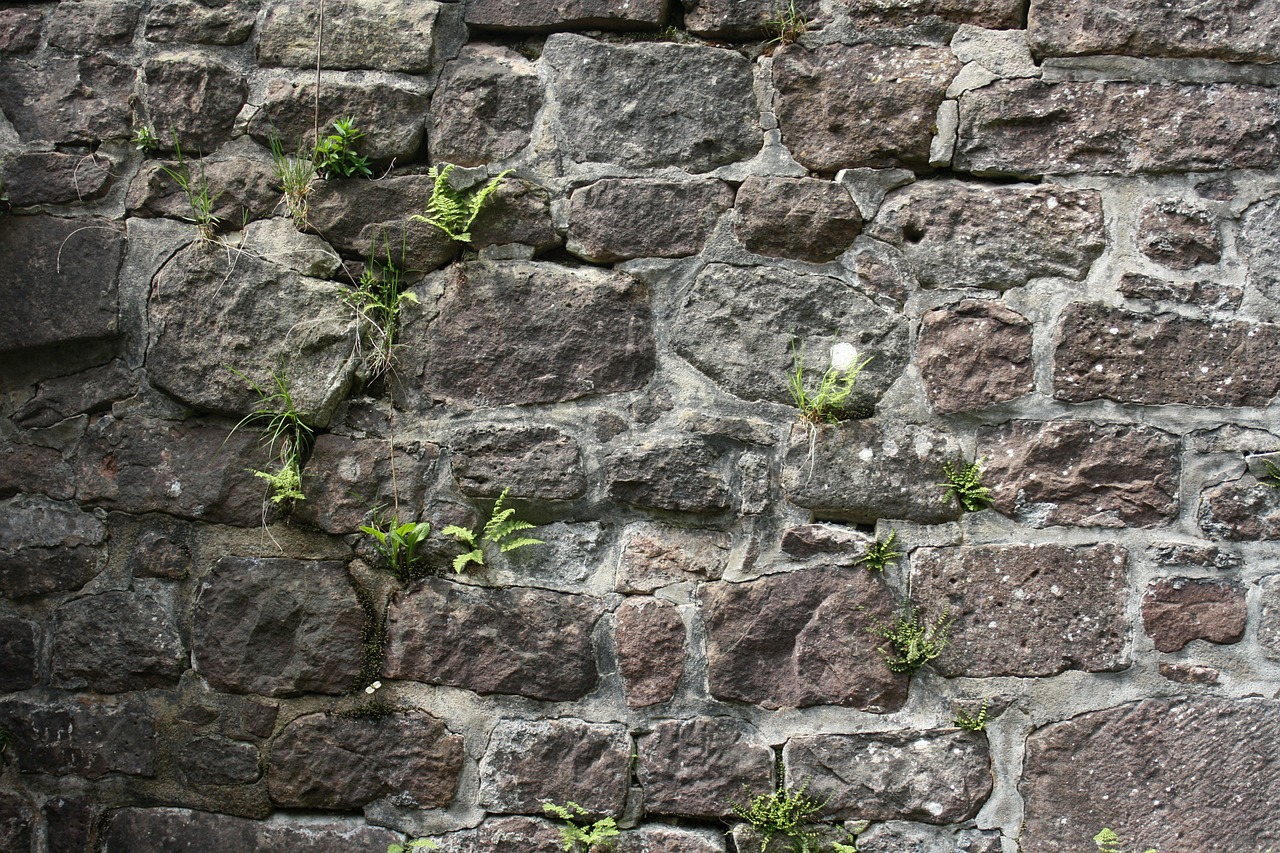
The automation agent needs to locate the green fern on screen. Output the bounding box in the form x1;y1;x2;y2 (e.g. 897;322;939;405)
730;782;826;853
952;698;989;732
868;603;953;674
442;487;543;573
543;801;618;852
1261;458;1280;488
1094;828;1157;853
411;164;512;242
856;530;901;572
938;458;993;512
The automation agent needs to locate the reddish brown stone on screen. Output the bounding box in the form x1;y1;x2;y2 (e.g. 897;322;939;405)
177;734;262;786
1158;662;1221;684
0;496;107;599
478;719;630;816
779;523;873;566
106;808;402;852
467;177;560;252
615;524;730;594
1117;273;1241;310
1146;541;1241;572
1199;475;1280;541
292;434;439;534
0;56;134;143
46;0;138;50
683;0;820;38
568;178;733;263
0;151;117;207
918;300;1034;413
616;598;686;708
638;717;774;819
0;792;33;853
0;442;74;501
143;54;247;153
1137;199;1221;270
0;7;43;52
617;826;724;853
734;177;863;263
127;149;279;229
1260;575;1280;662
1142;578;1246;652
443;816;564;853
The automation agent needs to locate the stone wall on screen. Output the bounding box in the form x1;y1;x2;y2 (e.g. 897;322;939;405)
2;1;1280;851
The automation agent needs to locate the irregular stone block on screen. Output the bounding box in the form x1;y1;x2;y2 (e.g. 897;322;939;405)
1261;575;1280;662
0;7;43;52
1147;542;1241;572
618;826;724;853
700;568;907;711
638;717;774;819
606;439;731;513
450;425;585;501
442;816;564;853
478;719;630;815
543;34;758;172
143;53;247;153
1142;578;1246;653
1239;196;1280;305
615;523;730;593
467;178;560;252
0;442;74;501
1;151;117;206
955;80;1280;176
193;557;365;697
979;420;1180;528
1198;475;1280;541
0;56;133;143
0;496;106;599
0;792;33;853
1021;698;1280;851
430;45;543;167
910;544;1129;677
681;0;819;37
47;0;138;50
1159;662;1220;685
44;795;93;853
106;808;401;853
466;0;667;31
269;711;463;808
51;590;186;692
1053;303;1280;407
1137;199;1221;270
128;150;280;228
178;734;262;786
918;299;1033;413
292;434;439;534
774;43;961;172
846;0;1022;28
734;177;863;263
386;578;604;701
13;360;134;430
616;598;685;707
0;695;156;778
259;0;463;74
1117;273;1241;311
305;174;457;267
567;178;733;263
785;729;991;823
0;616;37;691
779;523;873;566
870;182;1104;290
146;0;257;45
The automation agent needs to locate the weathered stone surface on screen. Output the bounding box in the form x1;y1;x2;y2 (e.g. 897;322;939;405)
0;695;156;778
785;729;991;823
293;434;438;533
467;0;666;30
14;360;133;431
305;174;457;267
1137;199;1221;270
955;80;1280;176
618;826;724;853
0;442;74;500
178;734;262;786
911;544;1129;677
846;0;1022;27
638;717;774;819
1159;662;1220;685
269;711;463;809
143;54;247;153
44;796;93;853
239;219;343;278
0;496;106;599
193;557;364;697
1239;196;1280;305
0;216;122;353
701;567;907;711
870;182;1104;290
918;299;1033;413
0;7;43;52
1053;303;1280;407
430;45;542;166
128;149;280;228
0;792;33;853
567;178;733;263
782;420;964;524
478;719;630;815
615;523;730;593
1198;475;1280;541
386;578;603;701
1261;575;1280;662
443;816;564;853
779;523;873;566
978;420;1180;528
616;598;685;707
0;616;38;691
51;590;186;692
606;439;731;513
0;56;133;143
1142;578;1246;652
734;177;863;263
47;0;138;50
146;0;257;45
106;808;402;853
681;0;815;37
543;34;758;172
1;151;117;206
774;43;961;173
467;178;560;252
671;264;908;406
1147;541;1241;572
1117;272;1241;310
259;0;462;73
1021;698;1280;851
450;425;585;501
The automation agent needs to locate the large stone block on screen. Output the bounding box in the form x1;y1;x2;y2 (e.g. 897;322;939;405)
618;826;725;853
734;177;863;263
177;734;262;786
430;45;543;166
616;598;685;707
605;439;732;513
638;717;774;819
106;808;401;853
0;616;37;691
292;434;439;534
51;590;186;692
615;523;730;593
1198;475;1280;541
478;719;631;816
917;299;1033;413
1142;578;1246;653
0;441;74;500
567;178;733;263
682;0;819;38
128;149;280;228
466;0;667;31
143;53;246;153
0;695;156;778
1261;575;1280;662
1;151;118;206
0;792;33;853
145;0;257;45
450;425;586;501
845;0;1023;28
0;496;106;599
260;0;462;73
305;174;457;267
441;816;564;853
0;56;134;143
46;0;138;49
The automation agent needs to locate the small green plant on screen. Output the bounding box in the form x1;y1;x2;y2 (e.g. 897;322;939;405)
411;164;511;242
313;117;372;179
868;603;953;674
731;782;826;853
361;514;432;582
788;341;873;424
269;132;316;227
938;458;993;512
388;839;439;853
0;724;13;759
253;459;305;505
543;801;619;852
1093;828;1156;853
952;698;989;732
132;125;158;153
442;487;543;574
765;0;808;45
1261;458;1280;488
856;530;901;572
230;367;314;508
159;135;222;241
342;244;419;376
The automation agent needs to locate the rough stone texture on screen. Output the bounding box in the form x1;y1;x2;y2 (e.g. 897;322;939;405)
0;441;75;500
615;524;731;593
617;826;724;853
955;80;1280;176
1198;475;1280;541
0;496;106;599
293;434;438;533
779;523;873;566
450;425;586;501
870;182;1104;290
467;177;560;252
1239;196;1280;305
671;263;908;406
734;177;863;263
774;43;961;173
269;711;463;809
0;793;33;853
700;568;907;711
46;0;138;49
1147;541;1241;572
444;817;564;853
51;590;186;692
1142;578;1246;652
193;557;365;697
911;544;1129;677
978;420;1180;528
143;54;247;153
1021;698;1280;852
44;796;93;853
430;45;542;167
785;730;991;823
0;7;43;52
543;35;758;173
0;616;38;691
1054;303;1280;407
146;0;258;45
1261;575;1280;662
847;0;1022;27
782;420;964;524
0;695;156;778
567;178;733;263
1117;272;1241;311
478;719;631;815
638;718;774;819
606;439;731;513
1137;199;1221;270
682;0;819;38
177;735;262;786
106;808;402;852
467;0;666;31
917;299;1034;413
616;598;685;707
386;578;603;701
259;0;461;73
128;150;280;229
1;151;117;206
13;360;134;430
305;174;457;267
0;56;134;143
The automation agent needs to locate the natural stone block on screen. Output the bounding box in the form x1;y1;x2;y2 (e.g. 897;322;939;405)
978;420;1180;528
779;523;874;566
543;34;758;172
0;496;106;599
1137;199;1221;270
269;711;463;809
774;43;961;172
478;719;631;815
1159;662;1221;685
846;0;1023;28
466;0;667;31
51;590;186;692
44;795;93;853
386;578;604;701
638;717;774;819
785;729;991;823
0;442;74;501
734;177;863;263
305;174;457;267
13;360;134;431
442;816;564;853
128;150;280;228
0;56;133;143
1198;475;1280;541
47;0;137;49
1147;542;1241;572
1;151;117;206
430;45;543;167
618;826;725;853
143;53;246;153
1142;578;1246;652
106;808;402;852
259;0;463;73
917;299;1033;413
193;557;365;697
0;792;33;853
1260;575;1280;662
615;523;730;593
1117;273;1241;311
682;0;819;38
700;568;907;711
616;598;685;707
0;616;38;691
1239;196;1280;305
869;182;1104;289
0;695;156;778
292;434;439;533
450;425;586;501
606;439;731;513
0;7;42;52
910;544;1129;677
567;178;733;263
146;0;257;45
177;735;262;786
467;177;560;252
1053;303;1280;407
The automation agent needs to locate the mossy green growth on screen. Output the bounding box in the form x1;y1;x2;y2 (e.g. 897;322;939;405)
952;698;989;732
1094;828;1156;853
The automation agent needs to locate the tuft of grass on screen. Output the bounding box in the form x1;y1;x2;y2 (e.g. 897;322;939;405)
765;0;808;45
341;242;419;377
856;530;901;572
229;367;314;508
411;164;511;243
868;603;953;674
543;801;618;853
159;134;222;241
938;458;993;512
731;782;826;853
442;487;542;574
269;132;316;228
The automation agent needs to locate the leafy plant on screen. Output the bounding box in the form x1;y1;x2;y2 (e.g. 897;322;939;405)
0;724;12;759
132;125;158;153
1093;828;1156;853
952;698;989;732
253;459;305;505
938;458;993;512
868;603;953;674
442;487;543;574
543;801;618;852
388;839;439;853
159;135;222;241
313;117;372;179
411;164;512;242
270;132;316;227
361;514;432;582
1261;458;1280;488
731;782;826;853
229;367;314;507
765;0;808;45
342;244;419;376
856;530;901;572
788;341;873;424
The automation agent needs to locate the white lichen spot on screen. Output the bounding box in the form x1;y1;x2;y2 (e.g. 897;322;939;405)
859;447;875;462
1109;326;1119;335
167;481;182;498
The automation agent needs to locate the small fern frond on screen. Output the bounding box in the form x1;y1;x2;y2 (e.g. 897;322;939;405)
499;536;544;553
489;517;535;542
441;524;477;548
452;549;484;574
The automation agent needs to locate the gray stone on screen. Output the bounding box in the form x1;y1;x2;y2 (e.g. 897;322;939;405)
835;168;916;222
785;729;991;823
106;808;401;853
616;598;685;707
13;360;134;430
269;711;463;809
978;420;1180;528
46;0;138;50
193;557;365;697
0;7;42;52
143;53;247;154
0;441;74;500
682;0;819;38
386;578;604;701
543;34;758;173
1117;273;1241;310
1;151;118;206
615;523;730;593
1053;303;1280;407
869;182;1104;290
774;43;961;173
0;496;106;599
466;0;667;31
779;523;874;566
259;0;463;74
146;0;258;45
845;0;1023;28
292;434;439;534
443;816;564;853
1137;199;1221;270
1142;578;1246;653
240;219;342;278
128;150;280;229
1239;196;1280;305
567;178;733;263
918;299;1034;413
638;717;774;819
0;56;134;144
305;174;457;267
0;695;156;778
467;177;560;252
450;425;586;501
851;239;914;307
0;792;33;853
177;735;262;786
606;438;732;513
854;822;957;853
430;45;543;167
478;719;631;815
1190;425;1280;454
700;568;907;711
1147;542;1241;572
910;544;1129;677
1020;698;1280;851
950;25;1039;77
1198;475;1280;541
0;616;37;691
1261;575;1280;662
51;590;186;692
618;826;724;853
734;177;863;263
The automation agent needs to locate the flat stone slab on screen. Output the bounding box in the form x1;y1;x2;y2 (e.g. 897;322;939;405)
917;299;1034;413
615;523;730;593
478;718;631;816
106;808;401;852
1142;577;1246;652
466;0;667;30
259;0;463;73
450;424;587;501
1239;196;1280;305
568;178;733;263
637;717;774;819
605;438;732;513
0;56;134;143
848;0;1023;28
0;695;156;779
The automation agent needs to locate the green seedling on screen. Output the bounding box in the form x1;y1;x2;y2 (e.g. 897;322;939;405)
132;125;158;153
1261;458;1280;488
361;515;432;583
765;0;808;45
442;487;543;574
1094;828;1156;853
342;242;418;377
388;840;439;853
